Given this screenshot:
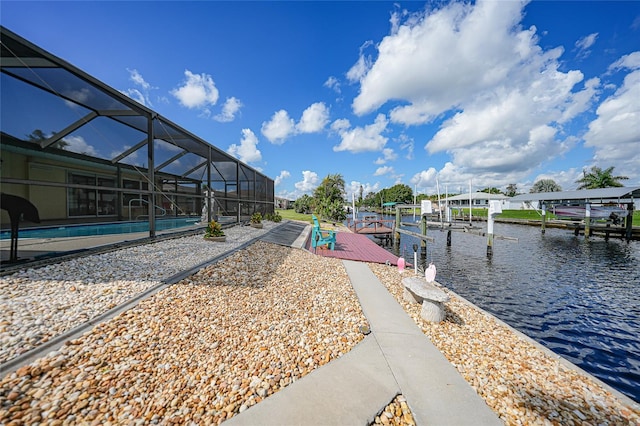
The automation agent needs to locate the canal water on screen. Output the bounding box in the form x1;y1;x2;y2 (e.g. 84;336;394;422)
386;216;640;403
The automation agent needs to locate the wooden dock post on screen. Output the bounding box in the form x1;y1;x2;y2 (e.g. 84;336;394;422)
421;214;427;261
626;203;634;241
541;202;546;234
394;207;401;245
585;203;591;239
487;232;494;258
487;200;501;258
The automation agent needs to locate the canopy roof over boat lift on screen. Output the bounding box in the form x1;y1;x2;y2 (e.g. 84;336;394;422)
0;26;274;231
511;187;640;205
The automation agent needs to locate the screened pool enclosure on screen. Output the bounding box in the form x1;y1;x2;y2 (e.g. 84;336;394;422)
0;26;274;238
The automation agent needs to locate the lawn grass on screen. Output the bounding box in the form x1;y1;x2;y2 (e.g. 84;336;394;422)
276;209;313;223
277;208;639;227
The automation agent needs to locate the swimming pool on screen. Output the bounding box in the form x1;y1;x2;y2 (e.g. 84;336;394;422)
0;217;203;239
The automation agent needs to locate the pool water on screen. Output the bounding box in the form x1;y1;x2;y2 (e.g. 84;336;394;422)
0;217;202;239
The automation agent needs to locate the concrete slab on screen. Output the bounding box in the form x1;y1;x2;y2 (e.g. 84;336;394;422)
229;257;501;426
225;337;399;426
342;260;501;426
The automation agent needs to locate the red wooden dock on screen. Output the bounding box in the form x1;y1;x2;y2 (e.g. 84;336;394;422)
346;216;394;236
308;231;401;265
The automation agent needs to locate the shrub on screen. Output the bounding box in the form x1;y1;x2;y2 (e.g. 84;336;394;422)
266;212;282;223
204;220;224;237
250;212;263;224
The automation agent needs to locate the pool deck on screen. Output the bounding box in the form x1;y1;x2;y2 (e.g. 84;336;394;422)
0;224;204;267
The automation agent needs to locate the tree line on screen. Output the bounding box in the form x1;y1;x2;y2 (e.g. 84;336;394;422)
292;166;629;222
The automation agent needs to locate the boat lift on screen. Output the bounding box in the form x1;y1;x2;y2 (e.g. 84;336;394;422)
511;187;639;241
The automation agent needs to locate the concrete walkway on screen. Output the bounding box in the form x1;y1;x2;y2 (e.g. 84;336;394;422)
227;259;501;426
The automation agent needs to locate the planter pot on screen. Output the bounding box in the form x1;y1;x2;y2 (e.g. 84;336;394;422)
204;236;226;242
250;223;263;229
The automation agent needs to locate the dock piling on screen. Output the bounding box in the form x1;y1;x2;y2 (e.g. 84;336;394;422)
421;214;427;261
626;203;634;241
487;201;502;258
585;203;591;239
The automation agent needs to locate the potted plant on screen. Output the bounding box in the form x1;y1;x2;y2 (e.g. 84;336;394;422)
250;212;263;228
204;220;226;242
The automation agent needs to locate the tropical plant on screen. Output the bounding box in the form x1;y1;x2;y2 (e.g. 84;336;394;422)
293;194;314;214
250;212;263;224
265;212;282;222
505;184;518;197
480;187;502;194
576;166;629;189
27;129;71;150
313;173;347;221
384;184;414;204
204;220;224;237
530;179;562;193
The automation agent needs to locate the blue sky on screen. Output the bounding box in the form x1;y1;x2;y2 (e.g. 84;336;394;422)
2;1;639;200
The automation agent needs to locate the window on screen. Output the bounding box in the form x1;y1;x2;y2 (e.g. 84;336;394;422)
122;179;149;207
68;173;116;217
123;178;151;219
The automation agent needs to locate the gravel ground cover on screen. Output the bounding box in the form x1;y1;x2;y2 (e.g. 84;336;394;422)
0;241;367;424
3;219;637;425
371;394;416;426
0;223;277;364
370;263;640;425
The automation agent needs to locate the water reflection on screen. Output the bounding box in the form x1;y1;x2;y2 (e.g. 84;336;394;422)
387;218;640;403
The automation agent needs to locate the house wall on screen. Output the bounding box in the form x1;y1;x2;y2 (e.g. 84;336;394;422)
1;149;163;225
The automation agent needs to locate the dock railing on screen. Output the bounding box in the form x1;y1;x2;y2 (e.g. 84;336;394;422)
347;215;395;235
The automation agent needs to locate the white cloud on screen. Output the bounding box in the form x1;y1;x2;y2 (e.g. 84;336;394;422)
294;170;320;193
353;1;534;118
374;166;394;176
262;103;330;143
575;32;598;57
410;168;438;190
261;110;296;144
324;76;341;93
608;51;640;72
62;135;98;156
527;169;581;192
63;88;90;107
227;129;262;164
121;88;147;106
275;170;291;187
330;118;351;133
346;40;374;83
120;69;155;106
347;0;612;183
171;70;219;109
346;180;380;202
214;97;243;122
374;148;397;165
129;69;151;90
397;133;414;160
583;67;640;183
111;145;138;163
297;102;330;133
333;113;389;153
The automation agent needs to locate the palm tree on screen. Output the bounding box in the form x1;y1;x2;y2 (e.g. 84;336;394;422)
576;166;629;189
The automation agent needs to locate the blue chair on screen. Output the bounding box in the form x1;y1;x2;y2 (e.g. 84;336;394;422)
311;214;336;250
